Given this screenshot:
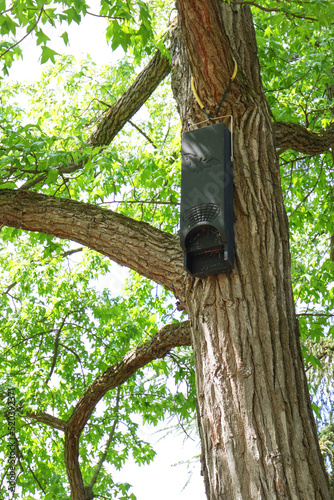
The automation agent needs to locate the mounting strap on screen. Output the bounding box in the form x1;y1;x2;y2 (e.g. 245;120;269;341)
191;56;237;120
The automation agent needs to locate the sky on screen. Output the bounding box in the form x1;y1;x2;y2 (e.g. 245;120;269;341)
4;5;207;499
7;8;111;80
112;417;205;500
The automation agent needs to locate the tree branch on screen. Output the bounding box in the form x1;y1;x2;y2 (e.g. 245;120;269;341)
45;315;67;385
297;312;334;317
88;50;171;147
64;319;191;499
59;342;87;387
62;247;83;257
233;1;318;21
0;7;44;59
128;119;158;148
25;411;67;432
68;320;191;435
88;387;121;490
274;121;334;155
17;49;171;191
0;189;185;295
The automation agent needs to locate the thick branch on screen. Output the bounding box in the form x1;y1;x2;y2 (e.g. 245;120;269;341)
88;50;171;147
274;121;334;155
64;320;191;499
67;320;191;435
0;189;185;295
17;50;171;191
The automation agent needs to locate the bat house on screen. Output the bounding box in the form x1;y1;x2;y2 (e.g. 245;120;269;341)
180;122;234;278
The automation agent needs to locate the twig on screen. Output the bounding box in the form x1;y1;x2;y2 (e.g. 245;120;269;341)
2;330;53;356
45;316;67;384
59;342;87;388
62;247;83;257
87;11;125;20
297;313;334;317
97;199;180;205
2;282;17;295
0;5;14;16
0;7;44;59
96;98;158;148
128;120;158;148
307;106;334;115
12;435;46;493
88;387;121;489
233;1;318;21
265;68;312;94
291;163;323;215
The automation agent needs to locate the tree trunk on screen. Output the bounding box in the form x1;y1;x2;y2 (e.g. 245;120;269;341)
172;1;331;498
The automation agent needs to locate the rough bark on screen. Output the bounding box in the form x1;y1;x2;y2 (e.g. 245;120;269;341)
173;1;330;498
88;49;171;147
1;3;332;500
274;121;334;155
25;412;67;432
0;189;185;296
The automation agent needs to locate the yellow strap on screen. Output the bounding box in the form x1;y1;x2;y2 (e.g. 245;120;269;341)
191;56;238;110
231;56;238;81
191;77;205;109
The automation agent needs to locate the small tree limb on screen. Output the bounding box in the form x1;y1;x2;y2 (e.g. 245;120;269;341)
45;315;68;385
67;320;191;436
25;412;67;432
17;49;171;191
88;387;121;490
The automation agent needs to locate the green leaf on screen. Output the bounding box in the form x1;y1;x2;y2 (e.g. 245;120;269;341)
40;46;59;64
63;7;82;25
312;402;321;419
61;31;69;46
0;182;16;189
36;29;50;46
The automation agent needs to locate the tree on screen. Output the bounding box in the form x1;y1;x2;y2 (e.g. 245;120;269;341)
0;0;334;499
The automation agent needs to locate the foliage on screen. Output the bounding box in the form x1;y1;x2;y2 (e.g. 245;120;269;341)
0;0;334;497
0;234;195;497
0;37;185;496
0;0;172;74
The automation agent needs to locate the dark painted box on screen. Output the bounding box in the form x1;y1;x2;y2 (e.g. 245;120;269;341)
180;122;234;278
